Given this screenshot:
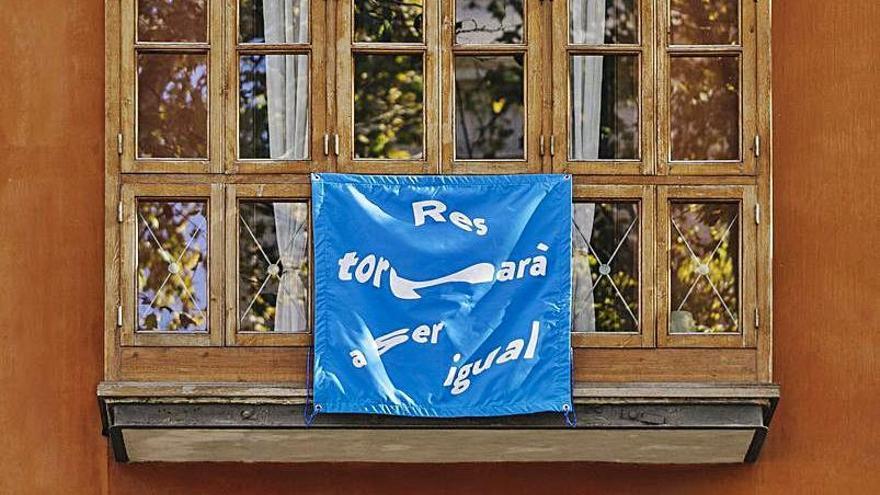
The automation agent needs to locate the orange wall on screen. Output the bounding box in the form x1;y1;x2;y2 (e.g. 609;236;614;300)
1;1;878;493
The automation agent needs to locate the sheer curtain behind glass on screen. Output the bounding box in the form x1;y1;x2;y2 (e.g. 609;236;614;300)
571;0;604;331
264;1;309;330
273;203;309;332
264;0;309;160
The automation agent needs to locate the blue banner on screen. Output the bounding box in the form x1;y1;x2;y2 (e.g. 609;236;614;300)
311;174;572;417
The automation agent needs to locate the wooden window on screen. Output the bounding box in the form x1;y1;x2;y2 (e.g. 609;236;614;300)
121;0;223;173
551;0;655;175
658;0;757;175
225;184;312;346
444;0;545;173
106;0;772;382
656;185;757;347
226;0;328;173
572;185;655;347
120;183;224;346
335;0;440;173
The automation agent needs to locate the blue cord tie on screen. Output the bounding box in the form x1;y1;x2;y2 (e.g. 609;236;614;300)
303;346;320;426
563;404;577;428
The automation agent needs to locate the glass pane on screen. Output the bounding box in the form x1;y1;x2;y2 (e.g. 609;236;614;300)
239;201;309;333
570;55;639;160
137;200;209;333
454;55;524;160
669;202;740;333
239;54;310;160
239;0;309;44
354;0;423;42
570;0;638;44
138;0;207;42
670;0;739;45
137;53;209;159
354;54;424;160
670;56;739;161
456;0;523;44
573;202;639;333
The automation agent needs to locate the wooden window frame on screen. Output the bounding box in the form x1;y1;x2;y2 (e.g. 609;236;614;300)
225;183;313;347
657;0;758;176
120;183;224;346
120;0;224;174
572;184;655;348
224;0;329;174
334;0;440;174
551;0;655;175
656;185;757;348
442;0;545;174
104;0;774;383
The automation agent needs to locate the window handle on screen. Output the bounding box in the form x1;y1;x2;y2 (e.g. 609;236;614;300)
539;135;545;157
323;134;330;156
334;134;340;156
549;135;556;157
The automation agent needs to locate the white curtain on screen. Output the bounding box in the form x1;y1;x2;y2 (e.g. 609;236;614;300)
264;0;309;160
265;1;310;331
570;0;605;332
273;203;309;332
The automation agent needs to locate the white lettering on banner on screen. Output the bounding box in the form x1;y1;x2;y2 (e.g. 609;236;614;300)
442;321;541;395
412;200;488;236
336;243;549;300
349;322;445;368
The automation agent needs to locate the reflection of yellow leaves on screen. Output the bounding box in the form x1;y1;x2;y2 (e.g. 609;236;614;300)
492;98;506;114
387;149;412;159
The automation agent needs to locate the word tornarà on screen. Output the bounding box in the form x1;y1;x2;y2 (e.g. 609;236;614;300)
443;320;542;395
337;243;550;300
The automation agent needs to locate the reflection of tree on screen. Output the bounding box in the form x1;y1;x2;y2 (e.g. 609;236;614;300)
138;54;209;158
138;0;206;42
670;203;739;333
670;0;738;45
670;57;739;161
455;0;523;44
239;55;271;159
355;0;423;42
238;203;310;332
137;202;208;332
354;54;424;159
573;203;639;332
455;56;524;159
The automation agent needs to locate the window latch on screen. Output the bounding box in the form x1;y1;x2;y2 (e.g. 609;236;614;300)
334;134;340;156
117;201;123;223
117;133;123;156
754;134;761;158
755;203;761;225
116;305;123;328
539;135;545;157
323;134;330;156
549;135;556;157
755;308;760;328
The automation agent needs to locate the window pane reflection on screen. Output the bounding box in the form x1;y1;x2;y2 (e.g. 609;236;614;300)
670;0;739;45
354;0;423;42
670;56;739;161
455;55;524;160
670;202;740;333
354;54;424;160
138;0;207;42
137;200;209;333
570;0;638;45
239;201;309;333
239;54;310;160
137;53;209;159
570;55;639;160
455;0;523;44
573;202;640;333
239;0;310;44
